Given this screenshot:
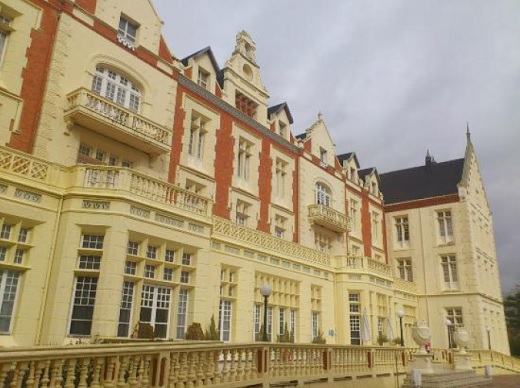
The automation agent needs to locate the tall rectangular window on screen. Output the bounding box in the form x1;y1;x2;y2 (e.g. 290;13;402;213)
441;254;458;289
117;281;134;337
279;308;286;335
69;276;98;335
219;299;232;341
267;306;273;340
349;199;358;231
397;258;413;282
237;139;252;181
311;312;319;340
118;16;138;44
0;270;20;333
437;210;453;243
253;304;261;340
290;309;296;340
140;285;171;339
0;15;12;68
188;116;206;161
1;224;12;240
446;307;463;347
197;68;209;89
176;289;189;339
395;217;409;247
371;212;380;240
349;292;361;345
275;159;287;198
235;200;250;227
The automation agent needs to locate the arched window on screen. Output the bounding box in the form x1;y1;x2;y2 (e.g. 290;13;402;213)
315;182;331;207
91;66;141;112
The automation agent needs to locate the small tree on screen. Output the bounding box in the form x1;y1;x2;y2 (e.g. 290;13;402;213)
185;322;205;340
132;322;155;340
312;330;326;344
377;332;388;346
277;323;293;343
205;314;220;340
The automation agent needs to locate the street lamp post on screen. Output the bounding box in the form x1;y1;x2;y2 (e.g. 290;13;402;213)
396;309;405;347
446;319;452;348
486;326;491;350
260;284;272;342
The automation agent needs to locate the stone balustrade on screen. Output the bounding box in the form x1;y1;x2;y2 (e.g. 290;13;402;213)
0;147;64;185
335;255;392;277
308;204;352;232
0;342;416;388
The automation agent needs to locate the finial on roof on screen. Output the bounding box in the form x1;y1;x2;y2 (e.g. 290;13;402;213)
318;112;323;121
425;149;436;167
466;122;471;141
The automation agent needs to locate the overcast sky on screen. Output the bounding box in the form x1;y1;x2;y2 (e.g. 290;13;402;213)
153;0;520;293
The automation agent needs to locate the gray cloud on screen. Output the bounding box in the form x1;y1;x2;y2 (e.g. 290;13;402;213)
154;0;520;293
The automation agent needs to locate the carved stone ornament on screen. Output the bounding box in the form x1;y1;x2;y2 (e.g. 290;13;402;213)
411;320;431;354
452;327;470;354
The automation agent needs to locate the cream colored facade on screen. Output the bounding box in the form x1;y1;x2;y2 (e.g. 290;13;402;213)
0;0;508;357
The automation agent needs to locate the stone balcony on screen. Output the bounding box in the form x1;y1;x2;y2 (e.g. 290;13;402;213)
64;88;172;155
335;255;392;278
308;204;351;233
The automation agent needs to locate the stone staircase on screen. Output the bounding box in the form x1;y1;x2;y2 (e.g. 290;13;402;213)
401;369;492;387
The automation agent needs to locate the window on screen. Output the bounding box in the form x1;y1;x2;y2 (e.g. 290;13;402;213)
176;289;189;339
0;15;12;69
124;261;137;275
349;199;358;230
441;254;458;289
279;308;286;335
319;148;327;166
140;285;171;339
437;210;453;243
290;309;296;340
395;217;409;247
0;247;6;262
278;122;287;138
18;228;30;243
237;139;252;181
181;253;192;266
275;159;287;198
349;292;361;345
118;16;138;44
78;255;101;270
144;264;155;279
81;235;104;249
117;281;134;337
274;215;286;239
91;67;141;112
0;270;20;333
315;182;331;206
253;304;261;340
1;224;12;240
163;268;174;281
235;200;250;226
311;312;319;340
197;68;209;89
146;245;157;259
371;212;380;240
188;116;206;161
446;308;463;347
315;232;331;253
180;271;190;284
397;258;413;282
69;276;98;335
165;249;175;263
219;300;232;341
127;241;139;256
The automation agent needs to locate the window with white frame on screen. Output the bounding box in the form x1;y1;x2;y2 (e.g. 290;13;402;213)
397;258;413;282
278;121;287;138
144;264;155;279
315;232;332;253
117;281;134;337
0;270;20;333
267;306;273;341
118;16;138;44
235;200;250;226
274;215;286;239
181;253;192;266
18;228;30;243
349;199;359;231
279;308;286;335
349;292;361;345
290;309;296;340
219;299;232;341
140;284;171;339
253;304;261;340
441;254;458;289
127;241;139;256
163;268;174;282
1;224;12;240
0;247;7;262
315;182;331;206
311;311;319;340
176;288;189;339
371;212;380;241
237;138;252;181
395;216;409;247
437;210;453;243
197;68;210;90
124;261;137;275
0;15;12;69
81;234;104;250
275;158;287;199
319;148;327;166
146;245;157;259
446;307;463;346
69;276;98;335
91;66;141;112
188;115;206;161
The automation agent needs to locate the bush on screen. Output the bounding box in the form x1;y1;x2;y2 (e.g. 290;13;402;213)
312;330;326;344
277;323;294;343
185;322;205;340
205;314;220;340
377;332;388;346
132;322;155;340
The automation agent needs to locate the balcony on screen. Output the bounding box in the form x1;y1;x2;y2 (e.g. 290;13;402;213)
64;88;172;155
308;204;351;233
335;255;392;278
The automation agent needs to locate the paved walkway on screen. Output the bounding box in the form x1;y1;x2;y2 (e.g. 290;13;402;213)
488;374;520;387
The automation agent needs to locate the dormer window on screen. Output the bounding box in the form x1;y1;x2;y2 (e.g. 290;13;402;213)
91;67;141;112
279;122;287;138
349;167;357;182
319;148;327;166
118;16;138;45
371;182;377;195
197;68;209;90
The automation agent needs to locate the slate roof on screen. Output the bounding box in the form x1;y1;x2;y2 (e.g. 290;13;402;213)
359;167;378;181
379;158;465;205
337;152;360;168
181;46;220;74
295;133;307;140
268;102;294;124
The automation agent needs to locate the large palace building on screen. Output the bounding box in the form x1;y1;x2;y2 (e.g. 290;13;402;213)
0;0;509;354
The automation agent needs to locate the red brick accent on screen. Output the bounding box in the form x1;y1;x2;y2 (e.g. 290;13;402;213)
213;113;234;219
304;139;312;153
361;196;372;257
158;36;173;64
385;194;459;213
168;86;187;183
8;1;60;153
184;67;192;79
74;0;96;14
293;156;299;242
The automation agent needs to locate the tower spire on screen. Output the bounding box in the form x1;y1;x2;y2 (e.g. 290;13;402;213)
466;122;471;141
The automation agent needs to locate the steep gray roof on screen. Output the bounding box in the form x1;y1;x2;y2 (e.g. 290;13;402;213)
379;159;464;205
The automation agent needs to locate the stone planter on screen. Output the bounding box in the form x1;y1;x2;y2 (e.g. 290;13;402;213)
452;327;470;354
411;321;431;354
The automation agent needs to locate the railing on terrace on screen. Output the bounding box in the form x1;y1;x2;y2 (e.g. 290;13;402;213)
0;147;64;185
393;277;418;294
308;204;352;233
0;342;413;388
213;217;331;266
65;88;171;153
335;255;392;277
77;166;212;217
470;349;520;372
